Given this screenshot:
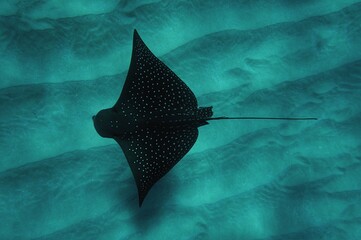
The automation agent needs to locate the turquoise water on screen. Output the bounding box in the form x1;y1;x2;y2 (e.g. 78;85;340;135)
1;1;361;239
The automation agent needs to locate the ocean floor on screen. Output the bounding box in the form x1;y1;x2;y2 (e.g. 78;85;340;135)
1;1;361;239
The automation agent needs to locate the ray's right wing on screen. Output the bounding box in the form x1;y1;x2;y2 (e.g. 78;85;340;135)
114;126;198;206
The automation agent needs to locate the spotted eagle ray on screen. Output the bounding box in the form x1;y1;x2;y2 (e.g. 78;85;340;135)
93;30;316;206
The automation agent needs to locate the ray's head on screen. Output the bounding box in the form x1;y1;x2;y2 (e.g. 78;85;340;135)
92;108;115;138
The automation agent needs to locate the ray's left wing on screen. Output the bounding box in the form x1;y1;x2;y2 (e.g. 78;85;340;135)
113;30;198;117
114;126;198;206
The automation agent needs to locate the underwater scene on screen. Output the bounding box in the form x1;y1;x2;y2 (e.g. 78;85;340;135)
1;1;361;239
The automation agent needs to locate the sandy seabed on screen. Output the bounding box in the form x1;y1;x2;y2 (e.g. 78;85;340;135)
0;1;361;239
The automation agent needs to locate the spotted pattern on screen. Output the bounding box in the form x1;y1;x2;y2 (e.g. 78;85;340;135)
114;30;198;119
110;30;213;206
115;127;198;205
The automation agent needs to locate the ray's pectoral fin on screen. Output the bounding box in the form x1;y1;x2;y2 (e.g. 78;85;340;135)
114;127;199;206
113;29;198;116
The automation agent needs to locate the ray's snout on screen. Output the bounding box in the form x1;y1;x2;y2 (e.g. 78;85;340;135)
92;109;116;138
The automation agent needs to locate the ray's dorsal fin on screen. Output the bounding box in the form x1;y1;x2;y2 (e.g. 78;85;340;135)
113;30;198;117
114;127;198;206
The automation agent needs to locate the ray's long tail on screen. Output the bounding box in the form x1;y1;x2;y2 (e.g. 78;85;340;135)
198;107;317;121
207;117;317;121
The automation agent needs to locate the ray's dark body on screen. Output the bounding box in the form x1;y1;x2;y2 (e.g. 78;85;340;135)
93;30;213;206
93;30;316;207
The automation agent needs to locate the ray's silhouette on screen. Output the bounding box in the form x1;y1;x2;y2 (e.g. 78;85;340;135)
93;30;316;206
